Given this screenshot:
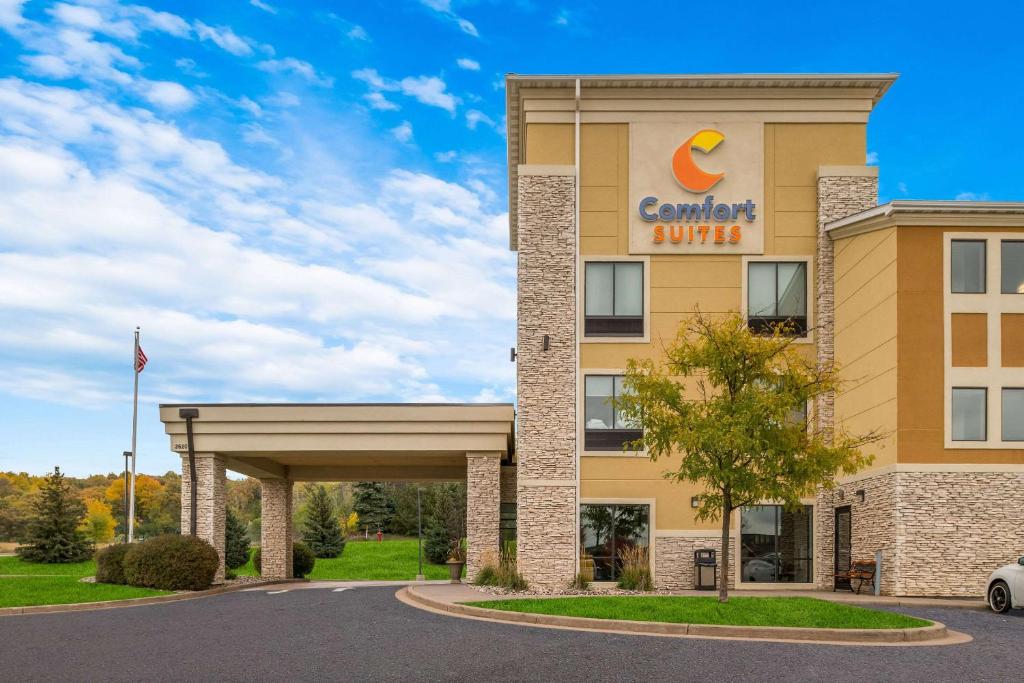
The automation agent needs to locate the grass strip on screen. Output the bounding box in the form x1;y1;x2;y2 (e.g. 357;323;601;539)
236;539;450;581
0;576;168;608
464;596;931;630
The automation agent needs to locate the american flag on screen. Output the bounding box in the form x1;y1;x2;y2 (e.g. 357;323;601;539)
136;345;148;373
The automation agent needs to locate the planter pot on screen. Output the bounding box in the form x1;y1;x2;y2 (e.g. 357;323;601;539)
446;560;465;583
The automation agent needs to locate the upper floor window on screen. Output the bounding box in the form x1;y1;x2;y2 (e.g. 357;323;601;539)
951;240;986;293
584;262;643;337
584;375;641;451
1003;389;1024;441
1001;241;1024;294
747;261;807;336
952;387;987;441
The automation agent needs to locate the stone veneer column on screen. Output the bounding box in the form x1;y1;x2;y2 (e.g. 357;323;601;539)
260;479;293;580
815;166;879;441
516;165;578;588
180;453;227;582
466;452;501;581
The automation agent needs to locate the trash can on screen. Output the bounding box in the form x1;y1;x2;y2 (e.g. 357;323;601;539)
694;549;717;590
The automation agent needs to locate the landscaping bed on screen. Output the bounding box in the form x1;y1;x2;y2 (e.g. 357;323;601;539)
463;596;931;630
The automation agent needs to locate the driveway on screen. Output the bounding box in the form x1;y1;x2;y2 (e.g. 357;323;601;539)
0;585;1020;682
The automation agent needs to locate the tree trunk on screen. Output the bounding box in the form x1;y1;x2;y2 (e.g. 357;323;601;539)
719;495;731;603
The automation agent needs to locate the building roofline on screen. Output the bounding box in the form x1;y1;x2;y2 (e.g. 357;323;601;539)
505;72;899;249
158;402;514;408
827;200;1024;239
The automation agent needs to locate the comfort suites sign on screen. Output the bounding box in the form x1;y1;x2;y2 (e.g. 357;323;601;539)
629;122;764;255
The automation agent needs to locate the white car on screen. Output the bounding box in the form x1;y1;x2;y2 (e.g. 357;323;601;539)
986;556;1024;613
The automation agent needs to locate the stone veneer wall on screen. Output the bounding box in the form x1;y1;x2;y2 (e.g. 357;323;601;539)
815;171;878;439
515;169;578;588
260;479;293;580
180;453;227;582
655;536;736;591
816;470;1024;596
466;454;500;581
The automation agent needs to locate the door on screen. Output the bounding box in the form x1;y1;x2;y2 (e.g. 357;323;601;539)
834;506;852;590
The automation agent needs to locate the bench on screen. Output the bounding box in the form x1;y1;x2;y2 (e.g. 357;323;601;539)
834;560;876;594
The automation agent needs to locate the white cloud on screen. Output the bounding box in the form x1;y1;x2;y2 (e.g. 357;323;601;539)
131;6;191;38
866;151;878;165
554;8;570;25
364;91;398;111
257;58;334;87
143;80;195;110
264;90;300;107
465;109;495;130
434;150;456;162
354;69;458;114
0;0;26;30
194;21;253;56
347;24;369;40
250;0;278;14
240;123;277;146
954;191;991;201
456;57;480;71
897;181;908;194
419;0;479;37
390;120;413;143
237;95;262;117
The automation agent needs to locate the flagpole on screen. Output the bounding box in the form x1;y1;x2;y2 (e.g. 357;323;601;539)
128;327;140;543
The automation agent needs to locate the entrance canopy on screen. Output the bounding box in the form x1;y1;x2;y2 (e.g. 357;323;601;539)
158;403;515;481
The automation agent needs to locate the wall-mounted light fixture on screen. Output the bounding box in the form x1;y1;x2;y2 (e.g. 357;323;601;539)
691;496;700;508
837;489;845;501
542;334;550;351
509;347;517;362
855;489;865;503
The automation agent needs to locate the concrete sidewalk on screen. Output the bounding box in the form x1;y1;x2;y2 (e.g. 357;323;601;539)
409;582;988;611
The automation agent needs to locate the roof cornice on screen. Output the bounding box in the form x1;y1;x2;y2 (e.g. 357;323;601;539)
827;200;1024;240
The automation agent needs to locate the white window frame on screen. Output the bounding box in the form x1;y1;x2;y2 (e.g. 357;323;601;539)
741;255;814;344
578;256;650;344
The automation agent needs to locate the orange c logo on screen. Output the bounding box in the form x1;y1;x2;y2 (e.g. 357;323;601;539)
672;129;725;193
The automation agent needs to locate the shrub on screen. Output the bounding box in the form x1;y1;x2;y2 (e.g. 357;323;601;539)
475;544;527;590
616;545;653;591
252;541;316;578
224;509;251;570
95;543;133;585
123;534;219;591
569;572;591;590
423;519;451;564
473;548;500;587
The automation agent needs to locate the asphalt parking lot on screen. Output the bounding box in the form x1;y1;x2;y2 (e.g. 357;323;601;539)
0;586;1020;682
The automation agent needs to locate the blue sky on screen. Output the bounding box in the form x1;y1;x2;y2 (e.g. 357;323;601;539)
1;0;1022;477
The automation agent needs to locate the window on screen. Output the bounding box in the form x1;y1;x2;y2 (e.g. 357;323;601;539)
951;240;986;293
747;261;808;335
580;504;649;582
1001;241;1024;294
584;262;643;336
1002;389;1024;441
740;505;813;583
499;503;517;543
584;375;641;451
952;387;987;441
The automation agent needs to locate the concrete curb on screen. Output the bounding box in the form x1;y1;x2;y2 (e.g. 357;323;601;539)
401;585;965;646
0;578;307;617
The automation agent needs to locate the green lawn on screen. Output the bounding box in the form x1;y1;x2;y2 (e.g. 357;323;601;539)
0;556;168;608
464;596;931;630
236;539;451;581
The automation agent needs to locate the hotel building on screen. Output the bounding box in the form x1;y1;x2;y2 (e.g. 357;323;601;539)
161;73;1023;598
507;73;1024;596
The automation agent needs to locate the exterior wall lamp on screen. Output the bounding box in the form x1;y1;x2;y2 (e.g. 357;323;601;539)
855;489;866;503
690;496;700;508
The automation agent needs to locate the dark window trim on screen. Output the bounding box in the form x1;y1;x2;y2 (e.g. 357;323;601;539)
1002;387;1024;442
952;386;988;442
951;239;987;294
579;503;650;582
740;504;814;584
746;260;809;338
584;261;645;338
1000;240;1024;295
583;374;642;451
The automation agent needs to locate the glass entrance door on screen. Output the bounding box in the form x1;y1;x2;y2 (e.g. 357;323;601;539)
834;506;852;590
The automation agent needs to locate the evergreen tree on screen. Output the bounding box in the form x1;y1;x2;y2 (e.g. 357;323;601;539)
16;467;94;563
224;507;251;569
352;482;393;533
301;484;346;558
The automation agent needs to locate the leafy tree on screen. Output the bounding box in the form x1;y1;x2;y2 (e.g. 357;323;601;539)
79;498;116;544
16;467;94;563
301;484;346;558
225;507;251;569
352;482;393;533
617;313;877;602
